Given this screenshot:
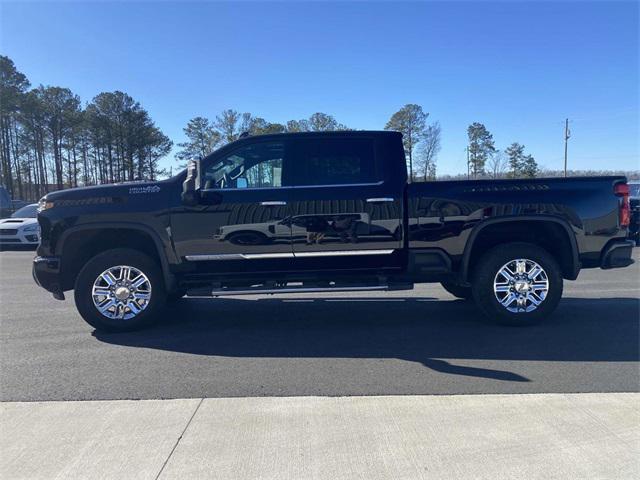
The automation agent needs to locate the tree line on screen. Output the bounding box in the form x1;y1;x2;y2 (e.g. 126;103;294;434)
174;111;349;169
2;55;635;202
0;55;171;202
466;122;539;179
174;103;443;181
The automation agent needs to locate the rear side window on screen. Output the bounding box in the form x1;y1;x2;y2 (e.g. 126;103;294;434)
292;137;377;186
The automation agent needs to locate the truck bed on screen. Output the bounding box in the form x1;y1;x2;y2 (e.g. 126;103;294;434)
406;176;627;267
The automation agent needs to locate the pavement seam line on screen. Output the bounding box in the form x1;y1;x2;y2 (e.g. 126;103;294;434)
154;398;204;480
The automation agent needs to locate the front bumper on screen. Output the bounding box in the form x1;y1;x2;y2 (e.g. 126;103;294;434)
0;232;40;245
601;240;635;269
32;256;65;300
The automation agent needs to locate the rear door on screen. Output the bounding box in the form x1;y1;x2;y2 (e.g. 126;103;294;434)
288;135;403;265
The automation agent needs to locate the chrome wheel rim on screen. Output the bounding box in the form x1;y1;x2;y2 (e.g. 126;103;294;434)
91;265;152;320
493;259;549;313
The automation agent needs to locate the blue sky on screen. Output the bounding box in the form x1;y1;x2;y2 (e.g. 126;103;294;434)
1;1;638;175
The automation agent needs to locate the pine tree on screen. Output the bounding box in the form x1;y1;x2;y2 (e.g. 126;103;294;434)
521;154;539;178
505;143;538;178
176;117;220;165
467;123;495;178
505;142;525;178
0;56;30;197
385;104;428;181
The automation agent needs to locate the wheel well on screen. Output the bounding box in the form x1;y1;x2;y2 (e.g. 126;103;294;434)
464;220;577;280
60;228;162;290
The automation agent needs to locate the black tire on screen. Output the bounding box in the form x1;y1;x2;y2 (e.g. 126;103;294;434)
471;242;563;326
74;248;166;332
440;281;473;300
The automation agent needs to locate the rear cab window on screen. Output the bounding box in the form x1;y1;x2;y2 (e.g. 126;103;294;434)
290;137;379;187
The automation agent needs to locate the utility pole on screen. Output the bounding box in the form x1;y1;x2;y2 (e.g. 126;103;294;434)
563;118;571;177
466;146;470;180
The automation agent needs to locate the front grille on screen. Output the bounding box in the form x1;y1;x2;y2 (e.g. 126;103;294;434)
0;229;18;236
0;238;21;243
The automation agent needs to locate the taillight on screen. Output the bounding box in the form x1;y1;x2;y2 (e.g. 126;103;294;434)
615;183;630;227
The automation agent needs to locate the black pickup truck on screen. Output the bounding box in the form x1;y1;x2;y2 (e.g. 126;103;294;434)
33;131;634;331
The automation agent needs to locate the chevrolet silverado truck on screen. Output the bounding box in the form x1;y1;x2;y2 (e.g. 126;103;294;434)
33;131;635;331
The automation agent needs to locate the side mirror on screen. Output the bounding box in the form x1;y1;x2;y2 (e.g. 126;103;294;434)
236;177;248;189
182;159;201;206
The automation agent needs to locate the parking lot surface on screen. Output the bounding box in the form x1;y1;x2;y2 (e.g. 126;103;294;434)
1;249;639;401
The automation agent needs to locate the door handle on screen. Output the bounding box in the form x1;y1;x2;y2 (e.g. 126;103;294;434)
366;198;394;203
260;201;287;206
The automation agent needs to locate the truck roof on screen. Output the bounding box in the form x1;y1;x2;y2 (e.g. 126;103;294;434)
201;130;402;162
239;130;400;140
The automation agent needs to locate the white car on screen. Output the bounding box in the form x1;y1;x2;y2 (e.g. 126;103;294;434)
0;203;40;246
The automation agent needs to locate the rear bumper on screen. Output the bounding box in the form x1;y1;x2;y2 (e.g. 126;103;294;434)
601;240;635;269
32;256;65;300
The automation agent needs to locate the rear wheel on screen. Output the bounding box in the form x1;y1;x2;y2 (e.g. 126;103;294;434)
74;248;166;332
440;281;473;300
472;242;563;326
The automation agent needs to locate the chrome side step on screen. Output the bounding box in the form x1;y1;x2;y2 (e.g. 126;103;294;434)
186;283;413;297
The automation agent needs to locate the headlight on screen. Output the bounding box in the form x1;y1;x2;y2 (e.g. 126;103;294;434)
38;198;54;212
23;224;40;232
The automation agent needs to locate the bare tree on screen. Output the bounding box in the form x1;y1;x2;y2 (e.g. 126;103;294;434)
417;122;441;180
487;150;508;178
307;112;347;131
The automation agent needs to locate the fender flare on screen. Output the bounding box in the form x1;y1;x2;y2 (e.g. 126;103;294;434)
57;222;177;289
460;215;580;282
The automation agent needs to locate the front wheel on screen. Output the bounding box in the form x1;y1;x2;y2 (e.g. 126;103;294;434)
74;248;166;332
472;242;563;326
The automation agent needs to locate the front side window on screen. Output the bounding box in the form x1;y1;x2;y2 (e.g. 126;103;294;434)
293;137;377;186
202;141;285;189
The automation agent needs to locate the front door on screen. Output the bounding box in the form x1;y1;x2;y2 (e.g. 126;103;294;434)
170;139;294;269
287;135;403;265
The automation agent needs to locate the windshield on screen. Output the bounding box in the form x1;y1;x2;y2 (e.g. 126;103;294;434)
11;204;38;218
629;183;640;197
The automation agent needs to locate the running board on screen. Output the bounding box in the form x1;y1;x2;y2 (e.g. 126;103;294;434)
186;283;413;297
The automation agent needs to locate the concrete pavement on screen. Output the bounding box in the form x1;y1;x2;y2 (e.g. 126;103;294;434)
2;393;639;480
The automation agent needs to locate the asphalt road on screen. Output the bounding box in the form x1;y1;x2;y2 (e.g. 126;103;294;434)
1;249;639;402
